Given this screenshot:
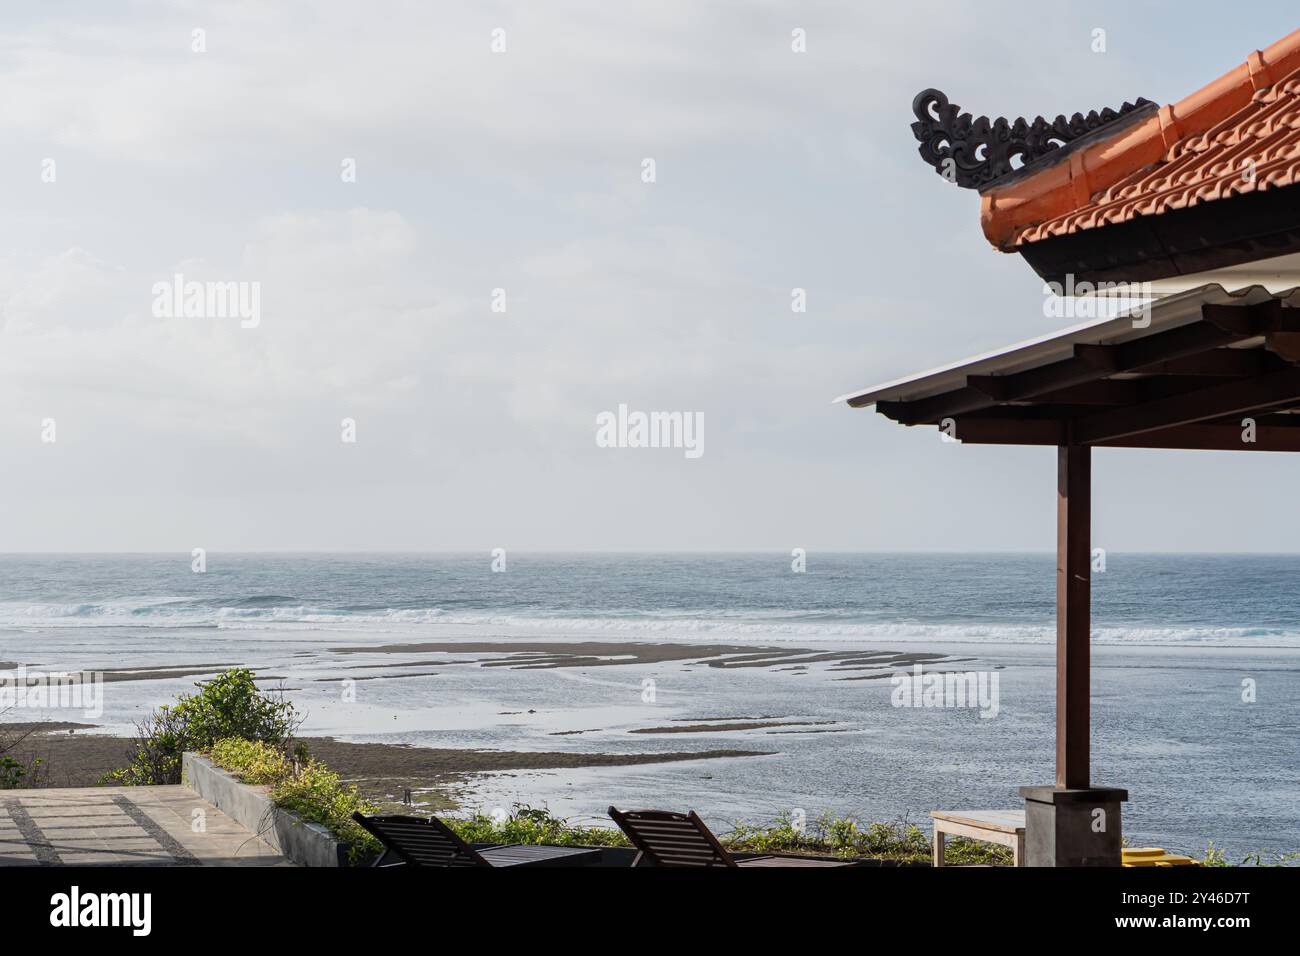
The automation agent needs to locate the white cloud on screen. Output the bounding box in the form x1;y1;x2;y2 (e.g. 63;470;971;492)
0;1;985;169
2;1;1296;549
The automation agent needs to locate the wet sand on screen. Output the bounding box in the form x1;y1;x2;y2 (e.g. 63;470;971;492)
2;663;248;684
1;640;971;811
1;722;770;810
631;720;837;734
326;640;954;675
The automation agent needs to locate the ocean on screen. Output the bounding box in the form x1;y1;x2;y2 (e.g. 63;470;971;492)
1;552;1297;860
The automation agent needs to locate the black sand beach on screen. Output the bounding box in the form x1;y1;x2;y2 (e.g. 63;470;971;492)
0;639;973;805
3;639;947;809
3;721;769;811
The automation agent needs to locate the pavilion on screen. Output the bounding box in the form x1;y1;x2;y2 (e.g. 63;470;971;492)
839;28;1300;865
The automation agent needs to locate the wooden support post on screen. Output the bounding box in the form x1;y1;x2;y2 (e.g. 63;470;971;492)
1022;446;1128;865
1056;444;1091;790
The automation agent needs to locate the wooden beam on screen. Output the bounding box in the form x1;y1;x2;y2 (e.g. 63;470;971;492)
1133;348;1277;377
1072;367;1300;444
876;387;989;424
950;417;1065;444
871;306;1294;426
1201;302;1267;336
1201;300;1296;336
950;417;1300;451
974;403;1120;420
1074;316;1241;372
1229;410;1300;426
1265;331;1300;363
1135;374;1261;402
1033;380;1142;406
1099;423;1300;452
1073;343;1121;373
879;321;1250;425
966;375;1011;401
1057;445;1090;790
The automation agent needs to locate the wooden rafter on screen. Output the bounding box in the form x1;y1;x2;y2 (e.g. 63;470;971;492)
1131;349;1280;378
1070;366;1300;444
873;303;1300;451
875;310;1252;425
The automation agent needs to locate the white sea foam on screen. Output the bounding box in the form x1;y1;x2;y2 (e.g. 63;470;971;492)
0;600;1297;647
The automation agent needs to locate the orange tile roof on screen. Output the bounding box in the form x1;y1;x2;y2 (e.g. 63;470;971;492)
981;28;1300;251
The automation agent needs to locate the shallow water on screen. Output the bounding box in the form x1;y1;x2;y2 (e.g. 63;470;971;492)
4;551;1300;646
1;553;1297;861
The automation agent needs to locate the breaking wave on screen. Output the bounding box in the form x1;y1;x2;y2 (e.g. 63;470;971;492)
0;599;1296;646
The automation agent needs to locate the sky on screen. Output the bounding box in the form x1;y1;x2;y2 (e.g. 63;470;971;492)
1;1;1298;552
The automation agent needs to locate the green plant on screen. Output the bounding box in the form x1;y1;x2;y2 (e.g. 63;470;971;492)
450;805;630;848
0;755;43;790
1201;842;1230;867
268;760;380;864
102;668;299;786
1201;842;1300;867
0;718;45;790
725;810;826;855
445;806;1018;864
209;737;292;784
200;731;1294;870
207;737;379;864
722;812;1010;864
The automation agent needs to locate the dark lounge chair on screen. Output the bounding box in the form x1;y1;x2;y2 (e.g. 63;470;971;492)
352;813;602;867
608;806;854;867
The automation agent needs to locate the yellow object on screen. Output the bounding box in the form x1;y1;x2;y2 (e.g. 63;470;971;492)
1122;847;1201;867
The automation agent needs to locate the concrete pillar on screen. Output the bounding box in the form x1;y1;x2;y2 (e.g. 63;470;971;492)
1019;786;1128;867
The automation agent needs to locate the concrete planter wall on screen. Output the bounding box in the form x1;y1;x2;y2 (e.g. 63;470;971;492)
181;752;348;867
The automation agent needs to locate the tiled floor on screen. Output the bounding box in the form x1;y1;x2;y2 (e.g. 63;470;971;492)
0;785;289;866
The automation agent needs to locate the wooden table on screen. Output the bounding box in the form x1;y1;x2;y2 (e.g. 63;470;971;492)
930;810;1025;867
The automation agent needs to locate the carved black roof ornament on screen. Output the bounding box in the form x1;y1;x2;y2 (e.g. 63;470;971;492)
911;89;1156;190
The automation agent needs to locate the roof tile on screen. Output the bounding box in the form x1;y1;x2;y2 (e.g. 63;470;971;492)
1012;62;1300;246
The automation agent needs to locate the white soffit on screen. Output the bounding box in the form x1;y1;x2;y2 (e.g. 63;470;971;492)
1148;251;1300;297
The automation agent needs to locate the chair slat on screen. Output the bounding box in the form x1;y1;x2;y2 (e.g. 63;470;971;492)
607;806;735;867
353;814;602;868
351;813;487;867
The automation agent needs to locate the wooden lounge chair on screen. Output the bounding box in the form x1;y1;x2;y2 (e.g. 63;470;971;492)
352;813;602;867
608;806;853;867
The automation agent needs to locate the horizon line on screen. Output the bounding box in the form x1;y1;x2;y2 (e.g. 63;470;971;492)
3;549;1300;557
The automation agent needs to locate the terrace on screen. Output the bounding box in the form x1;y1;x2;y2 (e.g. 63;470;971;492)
836;26;1300;864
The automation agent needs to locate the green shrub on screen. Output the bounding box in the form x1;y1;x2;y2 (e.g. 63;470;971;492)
446;806;1012;863
1201;842;1299;867
450;805;629;848
103;669;299;786
207;737;379;864
0;754;43;790
724;811;1010;864
268;760;380;864
1201;842;1230;867
209;737;291;785
0;721;46;790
